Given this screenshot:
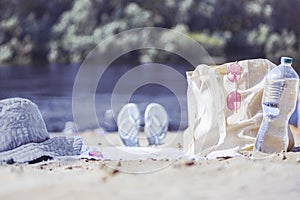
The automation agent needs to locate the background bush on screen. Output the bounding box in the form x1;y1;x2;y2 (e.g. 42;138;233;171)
0;0;299;71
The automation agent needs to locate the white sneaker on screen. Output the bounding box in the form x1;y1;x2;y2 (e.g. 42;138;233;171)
117;103;141;147
144;103;168;145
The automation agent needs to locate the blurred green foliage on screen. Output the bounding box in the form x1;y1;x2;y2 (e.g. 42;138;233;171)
0;0;300;70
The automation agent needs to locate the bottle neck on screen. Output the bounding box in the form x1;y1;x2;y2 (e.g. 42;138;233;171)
281;62;292;66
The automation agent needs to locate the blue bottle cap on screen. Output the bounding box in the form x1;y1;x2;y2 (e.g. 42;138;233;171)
280;57;293;64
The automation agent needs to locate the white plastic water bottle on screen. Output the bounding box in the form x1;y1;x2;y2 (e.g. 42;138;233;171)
255;57;299;153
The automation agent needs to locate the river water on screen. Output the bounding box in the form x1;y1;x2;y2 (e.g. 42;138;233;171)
0;64;190;132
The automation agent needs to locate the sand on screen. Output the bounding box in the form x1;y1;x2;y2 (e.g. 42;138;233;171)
1;131;300;200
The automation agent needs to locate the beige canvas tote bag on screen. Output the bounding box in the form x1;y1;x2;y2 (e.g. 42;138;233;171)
184;59;276;156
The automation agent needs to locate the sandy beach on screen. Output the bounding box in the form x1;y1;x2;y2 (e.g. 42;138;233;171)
1;131;300;200
2;1;300;200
